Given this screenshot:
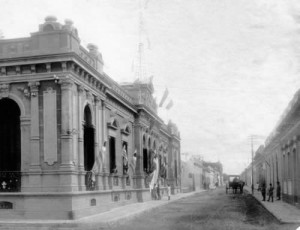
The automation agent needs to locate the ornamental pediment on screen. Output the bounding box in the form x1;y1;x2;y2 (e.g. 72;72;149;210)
107;117;119;130
139;91;157;112
121;123;131;135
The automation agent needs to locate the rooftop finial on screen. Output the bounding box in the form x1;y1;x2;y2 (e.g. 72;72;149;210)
45;15;57;23
64;19;74;26
87;43;98;53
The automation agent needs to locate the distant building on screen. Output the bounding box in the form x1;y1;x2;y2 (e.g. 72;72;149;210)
181;154;203;192
203;161;223;189
0;16;181;219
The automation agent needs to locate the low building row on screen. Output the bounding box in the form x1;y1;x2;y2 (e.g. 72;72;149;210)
241;89;300;208
181;154;223;192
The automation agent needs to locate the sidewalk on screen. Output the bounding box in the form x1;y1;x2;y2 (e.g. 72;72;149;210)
244;186;300;224
0;190;205;230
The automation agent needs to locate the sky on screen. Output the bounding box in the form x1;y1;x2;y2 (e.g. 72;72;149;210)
1;0;300;174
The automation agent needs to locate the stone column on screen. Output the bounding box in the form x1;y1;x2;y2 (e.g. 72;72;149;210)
20;115;31;192
59;77;74;170
29;81;41;171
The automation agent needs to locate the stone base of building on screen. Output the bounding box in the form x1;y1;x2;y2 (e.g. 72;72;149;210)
282;194;300;207
0;188;156;220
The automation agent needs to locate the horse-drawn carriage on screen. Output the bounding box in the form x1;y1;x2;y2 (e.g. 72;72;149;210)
225;175;245;194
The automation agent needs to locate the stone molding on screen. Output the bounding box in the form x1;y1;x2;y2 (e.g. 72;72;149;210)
59;77;74;90
0;83;9;98
28;81;40;97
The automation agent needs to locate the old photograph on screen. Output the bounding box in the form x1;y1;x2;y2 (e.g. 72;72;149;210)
0;0;300;229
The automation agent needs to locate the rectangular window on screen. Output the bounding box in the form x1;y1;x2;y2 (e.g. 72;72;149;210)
109;136;116;173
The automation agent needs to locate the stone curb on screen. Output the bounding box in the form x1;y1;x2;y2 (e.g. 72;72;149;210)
244;187;300;224
0;190;206;230
79;190;206;228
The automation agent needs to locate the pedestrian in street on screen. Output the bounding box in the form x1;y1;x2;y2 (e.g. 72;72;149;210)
167;184;171;200
152;184;158;200
267;183;274;202
261;183;266;201
240;181;245;194
157;183;161;200
276;181;281;201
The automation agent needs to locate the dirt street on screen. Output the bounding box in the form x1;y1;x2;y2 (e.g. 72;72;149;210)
108;187;299;230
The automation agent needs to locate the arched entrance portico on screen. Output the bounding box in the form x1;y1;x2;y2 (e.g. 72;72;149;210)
0;98;21;192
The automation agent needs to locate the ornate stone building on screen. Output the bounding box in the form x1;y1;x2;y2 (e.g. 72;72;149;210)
0;16;181;219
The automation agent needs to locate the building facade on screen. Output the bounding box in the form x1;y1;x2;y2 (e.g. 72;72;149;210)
180;154;203;192
0;17;181;219
242;89;300;208
202;161;223;189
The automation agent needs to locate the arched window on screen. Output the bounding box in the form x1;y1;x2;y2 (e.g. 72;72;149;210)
83;105;94;171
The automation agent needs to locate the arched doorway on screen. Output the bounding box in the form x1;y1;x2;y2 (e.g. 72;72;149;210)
83;105;95;171
0;98;21;172
0;98;21;192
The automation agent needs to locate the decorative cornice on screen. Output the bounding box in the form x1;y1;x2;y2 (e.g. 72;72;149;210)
78;85;84;94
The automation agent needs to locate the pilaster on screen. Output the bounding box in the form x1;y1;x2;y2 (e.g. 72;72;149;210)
77;85;85;190
28;81;41;171
102;99;108;173
59;77;74;170
77;85;84;171
133;122;145;189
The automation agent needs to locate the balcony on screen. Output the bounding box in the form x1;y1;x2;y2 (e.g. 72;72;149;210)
0;171;21;192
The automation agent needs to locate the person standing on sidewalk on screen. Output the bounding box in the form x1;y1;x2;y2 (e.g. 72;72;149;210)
261;183;266;201
167;184;171;200
157;183;161;200
267;183;274;202
276;181;281;200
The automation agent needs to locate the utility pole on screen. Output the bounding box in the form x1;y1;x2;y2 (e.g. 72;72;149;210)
251;136;254;195
248;134;265;195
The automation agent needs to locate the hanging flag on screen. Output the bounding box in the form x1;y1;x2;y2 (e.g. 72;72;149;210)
91;150;102;183
159;88;169;107
149;155;159;190
166;100;174;110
